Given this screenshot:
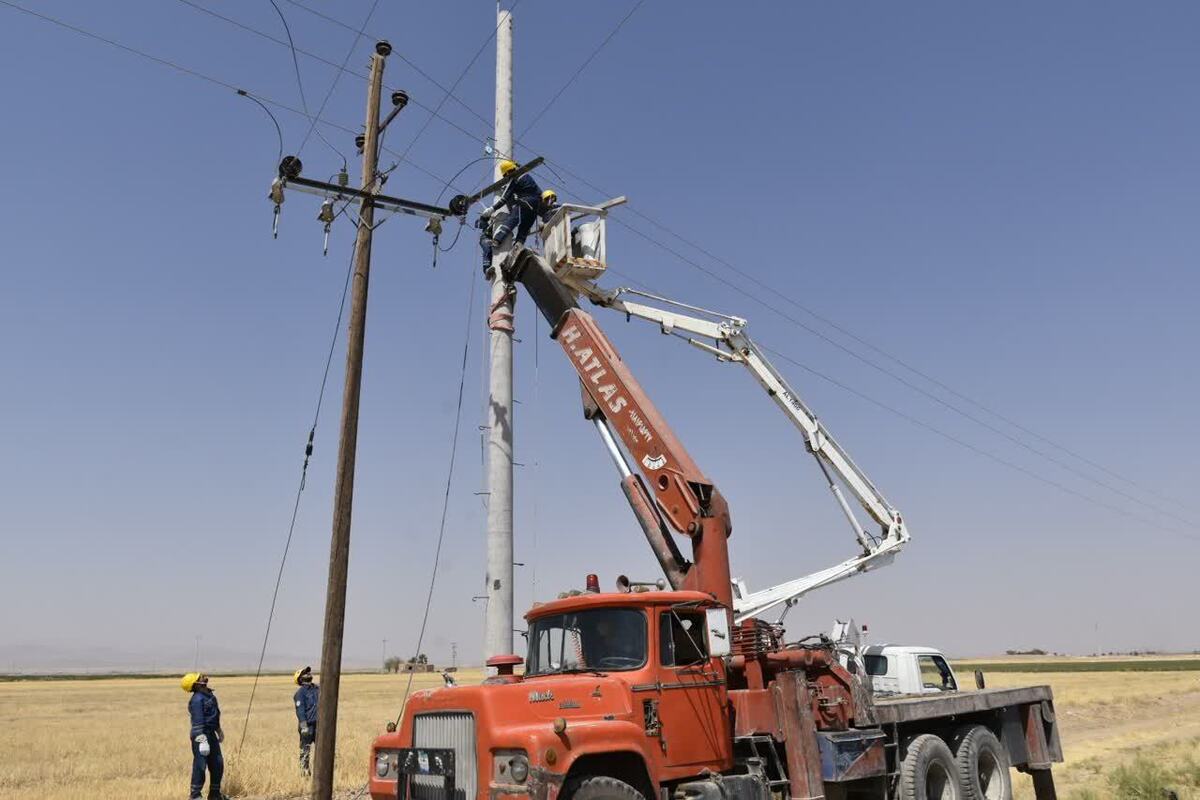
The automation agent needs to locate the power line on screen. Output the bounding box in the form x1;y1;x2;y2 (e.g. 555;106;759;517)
283;0;495;132
264;0;347;165
0;0;461;193
9;0;1189;529
602;213;1200;530
603;267;1200;545
395;258;478;724
236;89;283;164
238;227;358;752
519;0;647;138
176;0;492;156
759;344;1200;544
291;0;382;161
388;0;525;169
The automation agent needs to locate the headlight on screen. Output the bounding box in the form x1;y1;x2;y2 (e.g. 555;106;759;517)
375;752;391;778
510;754;529;783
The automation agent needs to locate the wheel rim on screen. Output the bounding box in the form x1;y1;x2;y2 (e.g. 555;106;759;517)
926;761;954;800
979;750;1003;800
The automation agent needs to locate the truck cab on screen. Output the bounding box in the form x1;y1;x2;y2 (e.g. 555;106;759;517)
369;589;733;800
861;645;959;696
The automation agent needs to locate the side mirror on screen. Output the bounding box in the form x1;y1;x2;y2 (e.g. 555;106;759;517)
974;669;986;690
706;608;732;658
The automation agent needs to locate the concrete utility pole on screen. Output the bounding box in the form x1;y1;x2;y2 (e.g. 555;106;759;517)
311;42;388;800
484;2;516;666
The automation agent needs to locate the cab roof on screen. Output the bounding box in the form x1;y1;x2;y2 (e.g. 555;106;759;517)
524;590;716;620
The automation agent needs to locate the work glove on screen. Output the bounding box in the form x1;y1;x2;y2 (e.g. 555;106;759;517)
300;722;310;735
479;206;494;221
196;734;211;756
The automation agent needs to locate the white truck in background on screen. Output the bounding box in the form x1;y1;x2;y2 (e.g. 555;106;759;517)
832;620;965;697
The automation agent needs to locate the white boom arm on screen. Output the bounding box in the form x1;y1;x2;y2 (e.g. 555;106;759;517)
572;283;910;623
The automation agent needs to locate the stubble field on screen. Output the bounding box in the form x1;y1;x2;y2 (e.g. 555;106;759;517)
0;670;483;800
2;659;1199;799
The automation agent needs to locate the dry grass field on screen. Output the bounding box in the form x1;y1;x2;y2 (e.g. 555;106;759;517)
0;669;483;800
964;662;1200;799
2;659;1198;799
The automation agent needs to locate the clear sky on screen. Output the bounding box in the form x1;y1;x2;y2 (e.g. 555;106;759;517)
1;1;1197;673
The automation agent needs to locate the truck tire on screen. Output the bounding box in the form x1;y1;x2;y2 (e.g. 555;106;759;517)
899;734;961;800
562;776;647;800
952;725;1011;800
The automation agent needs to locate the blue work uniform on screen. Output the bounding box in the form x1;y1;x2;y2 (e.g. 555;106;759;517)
294;682;320;772
188;688;224;799
481;172;543;271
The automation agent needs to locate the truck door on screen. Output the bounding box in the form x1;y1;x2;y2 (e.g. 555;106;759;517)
654;609;731;769
917;654;958;693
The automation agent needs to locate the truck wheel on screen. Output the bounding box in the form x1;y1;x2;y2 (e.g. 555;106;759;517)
900;734;961;800
562;776;647;800
952;726;1011;800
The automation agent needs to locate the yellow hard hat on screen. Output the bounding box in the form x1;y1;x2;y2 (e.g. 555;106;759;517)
181;672;207;692
294;666;313;685
541;189;557;202
499;159;518;176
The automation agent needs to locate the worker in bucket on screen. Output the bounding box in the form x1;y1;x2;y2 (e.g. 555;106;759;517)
478;159;543;275
293;665;320;773
181;672;228;800
539;188;561;223
536;188;561;247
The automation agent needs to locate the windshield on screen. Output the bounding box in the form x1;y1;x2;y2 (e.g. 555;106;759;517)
526;608;647;674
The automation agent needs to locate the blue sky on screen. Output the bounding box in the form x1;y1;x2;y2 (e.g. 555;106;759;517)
1;1;1197;672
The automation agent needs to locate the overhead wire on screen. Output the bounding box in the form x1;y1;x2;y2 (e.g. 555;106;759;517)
518;0;647;139
239;223;358;752
602;213;1200;531
394;254;479;725
291;0;382;160
9;0;1191;535
602;267;1200;545
236;89;284;165
0;0;463;195
175;0;492;154
759;344;1200;544
282;0;496;132
0;0;501;731
530;127;1200;528
515;150;1199;516
384;0;525;172
264;0;347;166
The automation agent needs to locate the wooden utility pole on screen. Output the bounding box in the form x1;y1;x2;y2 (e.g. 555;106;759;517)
484;0;516;668
311;41;389;800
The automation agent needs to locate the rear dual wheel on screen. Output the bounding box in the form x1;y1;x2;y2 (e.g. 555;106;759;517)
952;726;1012;800
899;734;961;800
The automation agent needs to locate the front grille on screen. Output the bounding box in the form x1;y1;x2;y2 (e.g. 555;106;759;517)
413;712;477;800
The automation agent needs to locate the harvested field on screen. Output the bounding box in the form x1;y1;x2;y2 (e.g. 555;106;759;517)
2;660;1199;798
975;666;1200;799
0;670;482;800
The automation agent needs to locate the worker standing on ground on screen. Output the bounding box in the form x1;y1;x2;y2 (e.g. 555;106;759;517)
182;672;227;800
293;665;319;774
478;159;542;275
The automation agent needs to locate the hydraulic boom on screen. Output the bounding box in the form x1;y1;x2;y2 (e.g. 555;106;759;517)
508;248;909;623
